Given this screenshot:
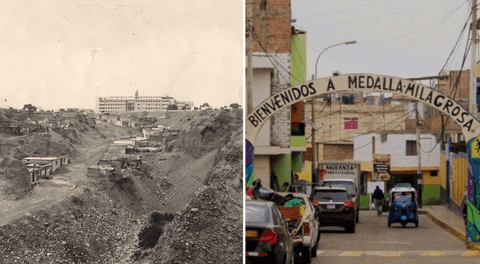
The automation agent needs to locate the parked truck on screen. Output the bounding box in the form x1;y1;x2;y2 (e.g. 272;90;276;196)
317;160;362;223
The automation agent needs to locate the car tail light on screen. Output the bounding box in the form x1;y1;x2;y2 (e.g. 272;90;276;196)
343;201;354;208
312;200;320;206
303;223;310;234
259;229;278;244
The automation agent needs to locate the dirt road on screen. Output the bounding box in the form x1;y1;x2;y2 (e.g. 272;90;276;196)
0;143;110;226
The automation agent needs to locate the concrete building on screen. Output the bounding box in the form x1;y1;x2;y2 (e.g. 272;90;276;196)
87;165;115;178
248;0;307;191
306;100;410;162
96;90;194;113
354;132;441;205
22;157;62;172
25;163;52;179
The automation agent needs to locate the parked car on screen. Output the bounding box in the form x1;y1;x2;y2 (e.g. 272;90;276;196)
276;192;320;263
310;186;356;233
246;200;294;264
321;178;360;223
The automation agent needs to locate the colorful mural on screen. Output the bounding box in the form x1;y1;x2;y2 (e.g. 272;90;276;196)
246;139;254;186
467;136;480;243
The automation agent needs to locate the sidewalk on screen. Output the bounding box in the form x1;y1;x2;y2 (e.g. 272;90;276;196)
420;205;480;251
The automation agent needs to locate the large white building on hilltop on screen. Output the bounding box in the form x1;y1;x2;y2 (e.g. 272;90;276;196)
96;90;194;113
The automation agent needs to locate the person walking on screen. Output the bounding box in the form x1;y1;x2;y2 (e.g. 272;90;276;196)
373;186;385;216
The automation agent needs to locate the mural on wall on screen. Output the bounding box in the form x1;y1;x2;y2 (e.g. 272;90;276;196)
246;139;254;186
467;137;480;243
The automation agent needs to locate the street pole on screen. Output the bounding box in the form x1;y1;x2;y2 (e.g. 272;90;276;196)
311;74;316;189
470;0;478;117
415;102;423;208
246;0;253;114
312;40;356;190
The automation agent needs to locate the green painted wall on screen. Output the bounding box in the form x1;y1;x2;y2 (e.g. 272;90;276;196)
422;184;441;205
360;194;371;210
291;152;303;172
291;136;307;148
291;32;307;85
272;154;292;192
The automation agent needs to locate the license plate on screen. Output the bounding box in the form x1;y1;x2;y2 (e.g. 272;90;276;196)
246;230;258;237
326;204;336;210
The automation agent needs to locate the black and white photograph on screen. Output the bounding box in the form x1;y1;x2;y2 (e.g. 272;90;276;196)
0;1;243;263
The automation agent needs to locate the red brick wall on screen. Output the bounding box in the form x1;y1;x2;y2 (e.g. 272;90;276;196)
425;70;470;134
249;0;292;54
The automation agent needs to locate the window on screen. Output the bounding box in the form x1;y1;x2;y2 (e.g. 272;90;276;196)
431;170;438;177
406;140;417;156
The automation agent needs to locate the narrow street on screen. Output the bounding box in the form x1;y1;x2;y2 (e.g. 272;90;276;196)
312;210;480;264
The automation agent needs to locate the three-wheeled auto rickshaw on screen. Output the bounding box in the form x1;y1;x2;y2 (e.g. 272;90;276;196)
387;186;419;228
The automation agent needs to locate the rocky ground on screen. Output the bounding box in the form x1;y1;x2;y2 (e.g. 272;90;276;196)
0;109;243;263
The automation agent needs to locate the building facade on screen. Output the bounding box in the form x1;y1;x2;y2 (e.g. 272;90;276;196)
248;0;307;191
96;90;194;113
354;132;441;205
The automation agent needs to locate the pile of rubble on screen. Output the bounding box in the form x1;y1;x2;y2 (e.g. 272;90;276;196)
143;119;243;264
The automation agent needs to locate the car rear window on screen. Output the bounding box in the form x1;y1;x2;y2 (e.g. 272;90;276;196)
312;191;348;201
246;204;271;223
323;181;355;195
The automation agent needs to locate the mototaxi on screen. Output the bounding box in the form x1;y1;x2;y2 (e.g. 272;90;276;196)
387;186;419;228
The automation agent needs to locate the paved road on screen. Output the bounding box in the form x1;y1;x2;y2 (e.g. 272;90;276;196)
311;210;480;264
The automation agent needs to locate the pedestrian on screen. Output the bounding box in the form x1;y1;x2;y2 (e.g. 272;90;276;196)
373;186;385;216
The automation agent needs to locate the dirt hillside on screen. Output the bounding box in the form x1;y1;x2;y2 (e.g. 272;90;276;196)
0;108;243;263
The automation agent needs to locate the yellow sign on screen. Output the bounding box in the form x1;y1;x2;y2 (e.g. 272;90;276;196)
472;137;480;158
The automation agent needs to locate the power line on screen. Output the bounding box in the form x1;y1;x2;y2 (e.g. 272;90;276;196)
440;11;472;72
318;108;416;145
252;29;296;85
306;1;465;29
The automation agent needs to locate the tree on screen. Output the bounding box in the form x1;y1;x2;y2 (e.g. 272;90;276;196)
229;103;241;109
167;104;178;110
201;102;210;107
23;104;37;112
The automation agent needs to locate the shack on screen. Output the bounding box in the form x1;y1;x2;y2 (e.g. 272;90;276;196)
87;165;115;178
22;157;65;172
25;163;52;178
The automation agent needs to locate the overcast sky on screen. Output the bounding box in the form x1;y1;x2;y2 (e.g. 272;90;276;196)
0;0;242;111
292;0;473;84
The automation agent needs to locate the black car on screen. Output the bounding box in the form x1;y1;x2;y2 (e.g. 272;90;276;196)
246;200;294;264
310;186;356;233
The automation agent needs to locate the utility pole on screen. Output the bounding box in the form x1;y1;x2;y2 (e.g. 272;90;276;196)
246;0;253;114
311;74;317;189
415;102;423;208
470;0;478;117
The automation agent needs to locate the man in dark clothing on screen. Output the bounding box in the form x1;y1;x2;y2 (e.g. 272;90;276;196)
373;186;385;216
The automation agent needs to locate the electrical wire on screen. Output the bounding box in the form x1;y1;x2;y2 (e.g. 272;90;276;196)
351;110;416;151
318;108;416;145
306;1;465;29
440;11;472;73
252;29;297;85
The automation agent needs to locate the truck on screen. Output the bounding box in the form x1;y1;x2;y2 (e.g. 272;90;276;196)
317;160;362;223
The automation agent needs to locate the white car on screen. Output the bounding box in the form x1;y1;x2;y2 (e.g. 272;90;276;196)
276;192;320;264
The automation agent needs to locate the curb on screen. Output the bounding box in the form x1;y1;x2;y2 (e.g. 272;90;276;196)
423;210;480;251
